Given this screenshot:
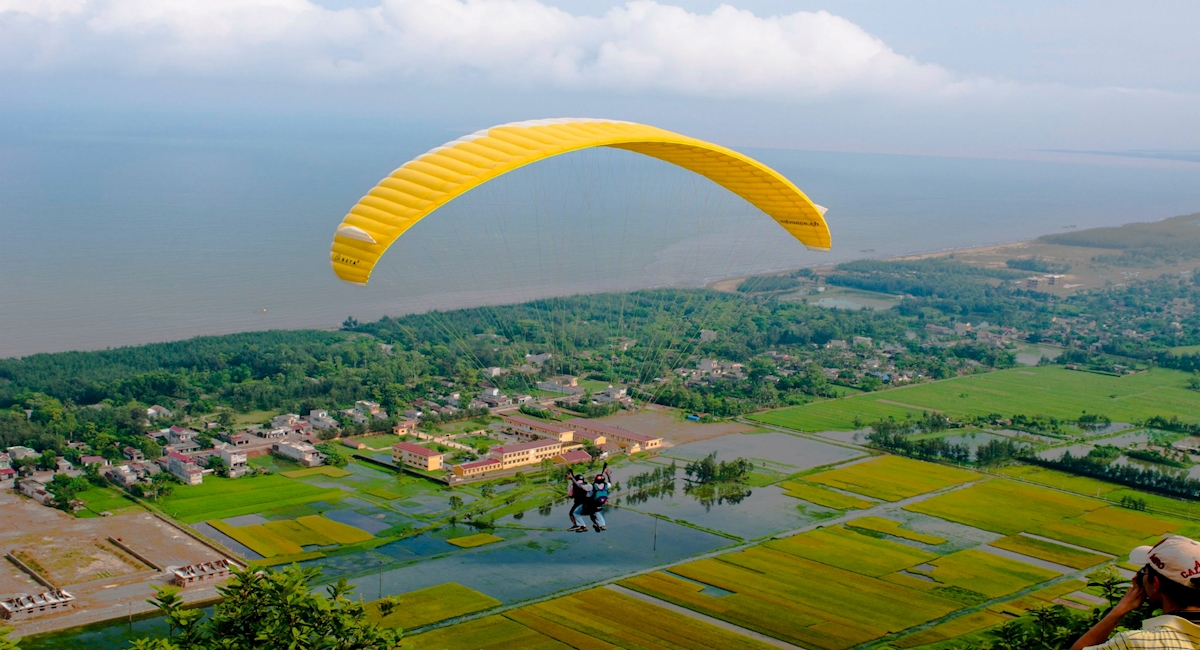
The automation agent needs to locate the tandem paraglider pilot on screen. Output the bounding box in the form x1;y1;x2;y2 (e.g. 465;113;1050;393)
1072;535;1200;649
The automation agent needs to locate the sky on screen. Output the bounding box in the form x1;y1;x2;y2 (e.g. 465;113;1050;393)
0;0;1198;156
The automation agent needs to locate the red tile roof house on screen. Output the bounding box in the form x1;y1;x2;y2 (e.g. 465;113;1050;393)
392;442;444;471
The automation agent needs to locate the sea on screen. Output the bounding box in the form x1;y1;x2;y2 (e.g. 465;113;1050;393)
3;120;1200;359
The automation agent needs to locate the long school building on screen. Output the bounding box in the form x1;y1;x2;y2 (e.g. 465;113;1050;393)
564;419;662;453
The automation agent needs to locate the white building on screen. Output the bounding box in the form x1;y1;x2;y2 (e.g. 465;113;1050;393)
217;448;250;478
146;405;173;419
272;441;325;467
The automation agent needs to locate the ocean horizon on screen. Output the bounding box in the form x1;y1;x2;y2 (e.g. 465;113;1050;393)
4;122;1200;359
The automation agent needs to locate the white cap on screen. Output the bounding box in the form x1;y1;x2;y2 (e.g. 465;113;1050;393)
1131;536;1200;588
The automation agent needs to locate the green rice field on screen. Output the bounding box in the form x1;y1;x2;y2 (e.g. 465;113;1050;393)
208;519;303;557
624;544;962;650
751;367;1200;431
161;475;344;523
279;466;351;479
805;456;977;502
75;486;142;517
402;589;780;650
765;526;937;577
916;549;1060;599
988;534;1108;569
779;480;875;509
846;516;947;545
295;515;373;544
446;533;503;548
906;478;1181;555
369;582;501;630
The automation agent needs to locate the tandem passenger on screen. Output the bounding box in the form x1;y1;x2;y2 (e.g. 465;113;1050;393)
1072;535;1200;650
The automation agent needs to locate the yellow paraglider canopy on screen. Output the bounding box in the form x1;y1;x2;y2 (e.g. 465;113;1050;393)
331;118;830;285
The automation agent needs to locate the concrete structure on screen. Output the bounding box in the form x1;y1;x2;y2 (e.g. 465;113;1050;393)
171;559;233;588
166;452;203;485
146;405;172;419
565;419;662;452
0;589;75;620
272;441;324;467
453;458;501;478
217;448;249;478
489;439;562;469
0;452;13;481
122;446;145;461
80;455;107;467
502;416;575;443
525;352;552;366
392;442;444;472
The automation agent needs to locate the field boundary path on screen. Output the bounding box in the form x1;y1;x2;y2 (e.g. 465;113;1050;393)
605;584;809;650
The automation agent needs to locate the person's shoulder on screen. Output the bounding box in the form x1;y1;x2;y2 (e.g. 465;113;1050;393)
1085;624;1200;650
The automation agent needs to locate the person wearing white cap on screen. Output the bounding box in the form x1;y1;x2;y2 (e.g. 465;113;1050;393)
1072;535;1200;649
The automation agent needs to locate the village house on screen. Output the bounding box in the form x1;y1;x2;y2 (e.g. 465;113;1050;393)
122;446;145;461
146;405;173;419
217;447;250;478
501;416;575;443
272;413;301;428
525;352;552;366
476;387;512;408
272;441;324;467
393;420;418;436
565;419;662;453
305;409;340;430
166;452;203;485
80;455;107;467
0;589;75;620
256;427;288;440
392;442;444;472
6;445;37;461
536;375;582;395
0;452;13;482
18;477;52;505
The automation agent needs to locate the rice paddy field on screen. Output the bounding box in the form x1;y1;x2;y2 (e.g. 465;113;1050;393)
804;456;978;502
368;582;501;630
160;474;346;523
403;588;781;650
751;366;1200;431
846;516;947;545
779;480;876;509
987;534;1108;569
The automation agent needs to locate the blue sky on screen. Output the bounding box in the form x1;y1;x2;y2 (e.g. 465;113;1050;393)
1;0;1196;155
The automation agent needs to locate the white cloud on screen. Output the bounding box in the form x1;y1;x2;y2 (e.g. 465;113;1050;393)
0;0;956;98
